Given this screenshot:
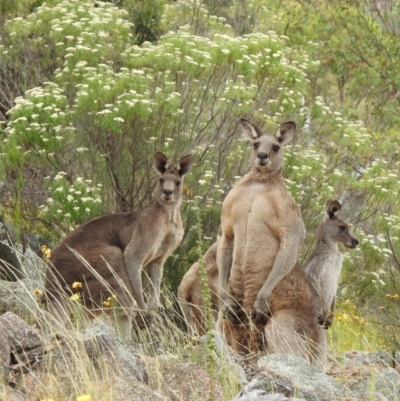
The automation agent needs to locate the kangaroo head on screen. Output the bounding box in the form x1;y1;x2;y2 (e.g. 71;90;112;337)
239;119;296;174
154;152;194;205
322;199;359;249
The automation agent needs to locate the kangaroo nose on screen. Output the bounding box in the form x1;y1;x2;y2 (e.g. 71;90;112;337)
353;238;359;247
163;189;173;196
258;152;268;161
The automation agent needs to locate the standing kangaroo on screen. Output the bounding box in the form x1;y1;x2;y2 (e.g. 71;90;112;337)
178;242;219;335
303;199;359;329
264;199;359;370
45;152;194;337
217;119;305;352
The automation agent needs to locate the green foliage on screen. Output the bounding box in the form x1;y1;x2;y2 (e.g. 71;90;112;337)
121;0;166;44
42;173;103;225
0;0;400;354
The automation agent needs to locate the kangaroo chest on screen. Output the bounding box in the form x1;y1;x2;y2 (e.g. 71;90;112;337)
143;221;184;266
317;252;343;304
231;183;283;229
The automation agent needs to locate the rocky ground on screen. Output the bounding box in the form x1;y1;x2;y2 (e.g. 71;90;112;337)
0;242;399;401
1;305;399;401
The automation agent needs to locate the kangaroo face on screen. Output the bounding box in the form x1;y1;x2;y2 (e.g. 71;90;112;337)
324;199;359;249
239;119;296;174
251;135;284;172
157;171;182;204
327;217;359;249
153;152;194;206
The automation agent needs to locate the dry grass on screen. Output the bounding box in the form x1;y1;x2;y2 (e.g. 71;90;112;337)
0;244;242;401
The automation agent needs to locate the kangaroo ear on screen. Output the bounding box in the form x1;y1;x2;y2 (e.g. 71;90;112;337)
154;152;170;174
274;121;296;145
325;199;341;219
239;118;263;140
176;154;194;177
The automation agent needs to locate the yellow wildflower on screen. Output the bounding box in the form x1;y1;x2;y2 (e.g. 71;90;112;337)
386;293;399;300
41;399;55;401
190;335;200;346
34;289;43;297
41;245;52;258
77;395;91;401
103;294;117;307
70;293;80;301
72;281;83;289
379;306;385;310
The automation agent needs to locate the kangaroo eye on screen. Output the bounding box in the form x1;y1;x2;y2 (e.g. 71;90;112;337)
339;225;346;231
253;142;260;149
159;178;164;184
272;145;280;152
176;181;181;187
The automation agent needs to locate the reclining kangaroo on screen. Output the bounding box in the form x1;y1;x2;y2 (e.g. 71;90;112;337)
178;242;219;335
45;152;194;337
217;119;305;352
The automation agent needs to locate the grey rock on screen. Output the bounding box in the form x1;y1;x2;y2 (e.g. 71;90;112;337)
0;386;27;401
20;247;47;283
0;219;49;283
0;216;23;281
5;223;50;259
0;324;11;382
255;354;356;401
344;350;400;368
76;319;148;382
155;360;225;401
233;379;290;400
0;278;44;321
0;311;41;352
198;330;248;385
350;367;400;401
235;391;289;401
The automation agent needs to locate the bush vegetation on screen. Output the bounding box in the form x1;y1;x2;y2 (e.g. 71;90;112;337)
0;0;399;366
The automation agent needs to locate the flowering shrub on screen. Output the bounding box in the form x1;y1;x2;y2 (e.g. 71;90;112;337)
0;0;399;346
42;173;103;224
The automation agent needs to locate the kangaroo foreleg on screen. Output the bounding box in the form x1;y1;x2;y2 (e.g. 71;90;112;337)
217;236;242;324
146;259;164;322
323;297;336;329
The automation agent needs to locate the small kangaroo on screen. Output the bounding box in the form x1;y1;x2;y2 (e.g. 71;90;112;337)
264;199;359;370
217;119;305;352
178;242;219;335
303;199;359;329
45;152;194;337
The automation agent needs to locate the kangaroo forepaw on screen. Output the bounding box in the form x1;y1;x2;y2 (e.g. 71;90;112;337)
253;309;270;326
135;311;156;330
222;304;243;324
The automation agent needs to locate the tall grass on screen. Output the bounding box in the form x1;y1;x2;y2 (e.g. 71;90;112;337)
0;243;242;400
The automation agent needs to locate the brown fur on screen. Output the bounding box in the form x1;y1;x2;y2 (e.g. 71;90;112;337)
217;119;305;353
45;152;194;337
178;242;219;335
185;239;325;366
265;200;359;370
263;262;324;368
